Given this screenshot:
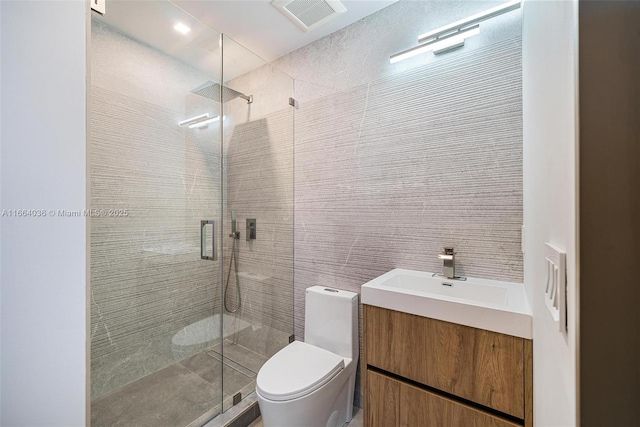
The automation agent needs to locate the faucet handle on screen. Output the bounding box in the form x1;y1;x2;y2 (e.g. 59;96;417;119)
439;247;455;260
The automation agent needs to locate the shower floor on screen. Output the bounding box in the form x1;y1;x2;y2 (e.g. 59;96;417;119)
91;327;289;427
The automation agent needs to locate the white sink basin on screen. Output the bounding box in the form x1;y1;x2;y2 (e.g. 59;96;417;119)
361;269;532;339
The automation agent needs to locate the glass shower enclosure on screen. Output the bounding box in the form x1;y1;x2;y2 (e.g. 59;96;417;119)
89;2;294;426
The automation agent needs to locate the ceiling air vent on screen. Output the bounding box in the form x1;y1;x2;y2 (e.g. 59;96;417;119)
272;0;347;32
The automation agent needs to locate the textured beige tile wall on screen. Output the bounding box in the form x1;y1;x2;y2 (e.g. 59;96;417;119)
221;0;523;408
90;87;222;398
90;0;524;409
293;37;523;405
90;21;222;399
223;107;295;335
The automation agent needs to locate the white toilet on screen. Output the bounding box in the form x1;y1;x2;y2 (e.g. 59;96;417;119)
256;286;359;427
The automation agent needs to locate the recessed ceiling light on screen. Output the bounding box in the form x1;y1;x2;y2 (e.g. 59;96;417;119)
173;22;191;35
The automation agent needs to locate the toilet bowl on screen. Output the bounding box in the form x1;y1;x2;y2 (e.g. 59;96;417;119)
256;286;359;427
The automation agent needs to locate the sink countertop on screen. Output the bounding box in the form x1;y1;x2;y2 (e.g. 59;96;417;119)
361;268;532;339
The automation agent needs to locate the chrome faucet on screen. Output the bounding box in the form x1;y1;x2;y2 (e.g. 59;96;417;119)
438;247;456;279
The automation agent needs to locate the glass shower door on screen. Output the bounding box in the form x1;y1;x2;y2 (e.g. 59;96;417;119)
89;2;295;423
218;34;296;411
89;2;226;425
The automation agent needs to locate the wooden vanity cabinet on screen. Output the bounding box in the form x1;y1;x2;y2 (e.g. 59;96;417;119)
367;370;520;427
363;305;533;427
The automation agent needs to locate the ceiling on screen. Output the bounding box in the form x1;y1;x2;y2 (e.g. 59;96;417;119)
94;1;225;77
174;0;398;63
94;0;397;80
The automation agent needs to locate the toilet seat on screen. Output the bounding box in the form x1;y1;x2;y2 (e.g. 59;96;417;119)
256;341;345;402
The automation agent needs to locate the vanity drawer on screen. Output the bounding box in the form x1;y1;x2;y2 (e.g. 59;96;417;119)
367;370;520;427
365;305;524;418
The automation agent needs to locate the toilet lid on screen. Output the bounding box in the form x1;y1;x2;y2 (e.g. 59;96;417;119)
257;341;345;401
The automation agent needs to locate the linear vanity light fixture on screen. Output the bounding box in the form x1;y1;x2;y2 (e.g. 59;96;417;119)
188;116;221;129
390;0;521;63
390;25;480;64
418;0;521;43
179;113;210;127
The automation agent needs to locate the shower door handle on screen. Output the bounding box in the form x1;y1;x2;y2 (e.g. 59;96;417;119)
200;220;217;261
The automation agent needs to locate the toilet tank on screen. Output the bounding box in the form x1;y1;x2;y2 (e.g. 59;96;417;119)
304;286;359;361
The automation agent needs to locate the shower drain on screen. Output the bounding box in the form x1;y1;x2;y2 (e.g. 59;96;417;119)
232;392;242;406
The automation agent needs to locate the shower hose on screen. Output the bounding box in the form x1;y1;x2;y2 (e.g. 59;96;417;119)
224;236;241;313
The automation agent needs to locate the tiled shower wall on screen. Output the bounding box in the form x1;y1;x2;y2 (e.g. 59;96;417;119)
221;63;295;349
90;20;221;398
223;106;294;335
230;0;523;407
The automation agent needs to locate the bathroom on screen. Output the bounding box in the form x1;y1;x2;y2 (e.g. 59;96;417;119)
0;1;638;427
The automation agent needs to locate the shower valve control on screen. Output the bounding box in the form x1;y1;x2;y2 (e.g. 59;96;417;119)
246;219;257;241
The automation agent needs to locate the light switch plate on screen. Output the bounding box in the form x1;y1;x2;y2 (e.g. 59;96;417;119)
544;242;567;334
91;0;106;15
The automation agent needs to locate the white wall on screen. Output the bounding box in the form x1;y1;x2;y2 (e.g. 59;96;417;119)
0;0;3;419
0;1;88;426
522;0;578;425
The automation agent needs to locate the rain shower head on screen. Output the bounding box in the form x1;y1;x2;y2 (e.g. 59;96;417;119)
191;81;253;104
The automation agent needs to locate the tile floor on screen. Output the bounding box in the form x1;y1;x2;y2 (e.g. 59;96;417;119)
91;324;290;427
248;407;364;427
91;351;253;427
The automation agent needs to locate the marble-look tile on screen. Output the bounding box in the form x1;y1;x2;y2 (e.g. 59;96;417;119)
217;325;291;361
91;363;221;427
224;63;294;124
91;351;267;427
90;21;223;400
206;321;290;378
227;404;259;427
180;352;254;393
348;407;364;427
248;406;363;427
292;38;523;405
266;1;521;105
223;106;295;341
208;341;268;376
202;395;259;427
91;18;220;110
207;351;258;379
223;9;522;410
92;1;524;419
